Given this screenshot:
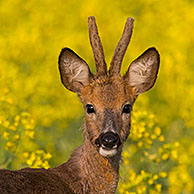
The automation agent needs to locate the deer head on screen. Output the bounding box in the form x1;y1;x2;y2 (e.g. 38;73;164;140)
58;16;159;157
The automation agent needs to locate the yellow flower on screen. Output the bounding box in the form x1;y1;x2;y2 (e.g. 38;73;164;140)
139;127;145;133
35;159;42;166
35;150;44;154
171;150;178;159
25;124;33;130
26;159;33;166
2;131;9;139
144;132;150;138
123;150;130;158
14;122;19;127
6;98;13;104
161;153;169;160
13;134;20;140
3;120;10;128
146;139;152;145
148;179;154;185
151;134;157;140
23;152;29;158
174;141;180;147
138;141;143;147
6;141;14;147
42;161;50;169
124;159;129;165
158;135;165;142
141;170;145;175
25;131;35;139
158;147;163;154
9;125;16;131
44;153;52;159
137;185;146;194
159;171;167;178
137;133;143;139
21;112;30;117
14;115;20;122
155;184;162;192
154;127;161;136
153;174;158;180
118;187;124;193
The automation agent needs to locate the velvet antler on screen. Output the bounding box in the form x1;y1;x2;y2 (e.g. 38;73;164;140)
109;17;134;76
88;16;107;76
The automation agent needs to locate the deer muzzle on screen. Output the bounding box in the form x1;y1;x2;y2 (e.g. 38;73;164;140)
95;132;121;157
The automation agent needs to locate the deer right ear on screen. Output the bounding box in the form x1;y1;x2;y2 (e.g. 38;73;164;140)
58;48;93;94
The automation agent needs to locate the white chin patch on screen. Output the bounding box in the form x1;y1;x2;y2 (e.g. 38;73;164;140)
99;147;117;157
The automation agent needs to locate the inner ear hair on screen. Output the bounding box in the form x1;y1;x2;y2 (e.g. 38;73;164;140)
124;47;160;95
58;48;93;94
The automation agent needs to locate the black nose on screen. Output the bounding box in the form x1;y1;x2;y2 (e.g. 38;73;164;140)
95;132;121;149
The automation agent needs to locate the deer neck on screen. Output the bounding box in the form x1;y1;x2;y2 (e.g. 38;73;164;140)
80;137;121;193
54;136;122;194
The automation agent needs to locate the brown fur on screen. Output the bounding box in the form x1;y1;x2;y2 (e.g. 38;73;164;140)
0;16;160;194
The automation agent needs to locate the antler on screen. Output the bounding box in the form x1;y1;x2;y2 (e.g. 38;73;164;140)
109;17;134;76
88;16;107;76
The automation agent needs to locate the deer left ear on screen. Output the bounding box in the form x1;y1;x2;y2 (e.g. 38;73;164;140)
124;47;160;95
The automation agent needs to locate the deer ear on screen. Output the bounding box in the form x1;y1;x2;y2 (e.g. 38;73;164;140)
124;47;160;95
58;48;93;94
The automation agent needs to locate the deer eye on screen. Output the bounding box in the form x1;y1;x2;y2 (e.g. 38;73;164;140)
122;104;132;114
86;104;95;114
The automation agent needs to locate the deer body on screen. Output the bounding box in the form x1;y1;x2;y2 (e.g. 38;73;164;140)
0;142;119;193
0;17;160;194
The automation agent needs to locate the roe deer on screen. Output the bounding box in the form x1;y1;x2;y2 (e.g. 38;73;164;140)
0;16;160;194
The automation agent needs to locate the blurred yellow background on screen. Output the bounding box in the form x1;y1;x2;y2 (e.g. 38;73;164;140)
0;0;194;193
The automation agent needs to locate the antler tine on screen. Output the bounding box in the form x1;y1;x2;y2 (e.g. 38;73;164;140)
88;16;107;76
109;17;134;76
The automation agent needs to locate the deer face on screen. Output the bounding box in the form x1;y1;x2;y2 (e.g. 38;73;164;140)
80;75;134;157
58;17;160;157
